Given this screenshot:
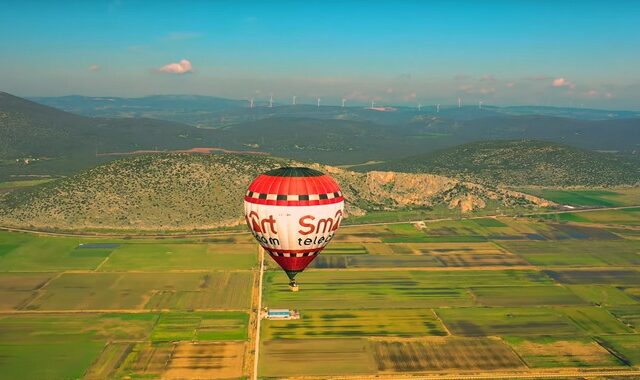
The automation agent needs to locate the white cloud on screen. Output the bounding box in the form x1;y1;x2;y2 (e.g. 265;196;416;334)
552;77;575;89
506;82;516;88
159;59;193;74
585;90;598;97
88;64;100;72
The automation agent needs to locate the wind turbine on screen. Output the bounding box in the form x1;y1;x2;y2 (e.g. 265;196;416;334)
458;97;462;108
317;97;321;108
292;95;296;105
269;94;273;108
342;98;346;107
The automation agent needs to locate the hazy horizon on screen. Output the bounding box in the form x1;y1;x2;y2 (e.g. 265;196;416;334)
2;1;639;110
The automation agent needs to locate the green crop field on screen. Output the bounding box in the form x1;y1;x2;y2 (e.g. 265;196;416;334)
521;187;640;207
150;311;248;341
101;242;257;271
0;313;157;380
0;229;257;379
25;271;253;311
436;307;582;336
505;336;622;368
502;240;640;266
264;269;553;310
471;286;586;306
558;307;633;334
597;335;640;365
536;208;640;226
523;189;625;207
608;305;640;330
567;285;638;306
0;233;108;271
259;206;640;376
2;201;640;379
263;309;447;339
309;253;442;268
544;269;640;285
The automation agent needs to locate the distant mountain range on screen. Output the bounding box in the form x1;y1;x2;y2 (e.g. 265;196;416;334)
30;94;640;125
366;140;640;187
0;153;551;232
2;91;639;185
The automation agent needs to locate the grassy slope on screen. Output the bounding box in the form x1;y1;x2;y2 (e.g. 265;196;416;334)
367;140;640;186
0;153;549;232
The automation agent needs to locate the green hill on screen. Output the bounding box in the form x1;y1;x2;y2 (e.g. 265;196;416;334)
0;91;223;179
0;153;551;232
367;140;640;187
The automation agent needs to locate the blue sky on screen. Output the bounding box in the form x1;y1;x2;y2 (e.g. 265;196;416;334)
1;1;639;109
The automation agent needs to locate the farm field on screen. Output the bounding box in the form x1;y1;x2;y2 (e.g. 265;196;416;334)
260;206;640;378
0;231;255;379
518;187;640;207
1;205;640;378
505;336;622;368
371;337;526;372
536;207;640;226
262;309;447;339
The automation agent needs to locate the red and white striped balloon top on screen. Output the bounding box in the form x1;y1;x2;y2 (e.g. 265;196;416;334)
244;167;343;207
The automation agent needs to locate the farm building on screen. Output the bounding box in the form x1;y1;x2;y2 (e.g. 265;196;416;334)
266;308;300;320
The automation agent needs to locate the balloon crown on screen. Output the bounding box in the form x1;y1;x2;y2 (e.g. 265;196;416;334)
265;167;324;177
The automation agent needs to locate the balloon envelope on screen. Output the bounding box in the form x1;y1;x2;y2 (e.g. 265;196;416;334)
244;167;344;282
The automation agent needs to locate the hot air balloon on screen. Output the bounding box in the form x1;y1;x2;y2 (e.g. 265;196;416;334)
244;167;344;291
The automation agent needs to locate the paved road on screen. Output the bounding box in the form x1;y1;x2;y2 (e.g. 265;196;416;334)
1;205;638;238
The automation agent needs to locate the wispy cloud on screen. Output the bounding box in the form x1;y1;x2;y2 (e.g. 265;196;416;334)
88;64;101;72
403;92;417;101
479;74;496;83
506;82;516;88
479;87;496;94
158;59;193;74
585;90;598;97
458;84;496;95
526;75;552;81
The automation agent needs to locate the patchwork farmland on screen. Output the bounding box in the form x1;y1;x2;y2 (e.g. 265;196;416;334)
1;204;640;378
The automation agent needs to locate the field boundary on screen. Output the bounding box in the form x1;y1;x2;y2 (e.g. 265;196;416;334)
285;368;640;379
1;205;638;238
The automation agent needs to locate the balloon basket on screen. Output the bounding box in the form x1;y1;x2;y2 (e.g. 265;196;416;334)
289;281;299;292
